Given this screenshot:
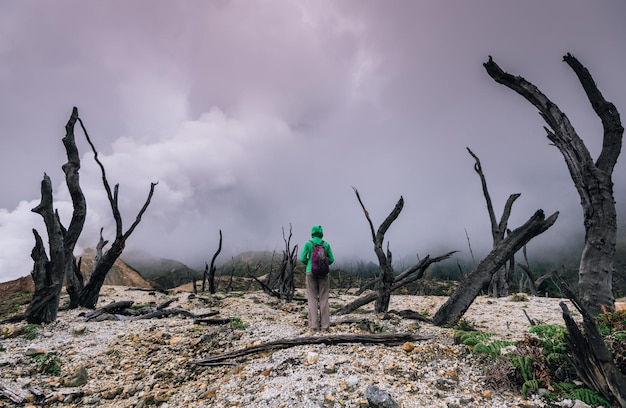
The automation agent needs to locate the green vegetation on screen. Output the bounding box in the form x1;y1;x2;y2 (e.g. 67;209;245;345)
511;354;539;398
475;317;624;406
230;317;248;330
454;330;514;359
24;323;40;340
130;303;154;310
547;382;610;407
473;339;515;359
595;309;626;376
596;309;626;335
32;353;62;375
451;318;477;331
0;290;33;320
370;322;385;334
511;293;529;302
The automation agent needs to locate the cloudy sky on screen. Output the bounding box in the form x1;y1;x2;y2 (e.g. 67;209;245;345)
1;1;625;282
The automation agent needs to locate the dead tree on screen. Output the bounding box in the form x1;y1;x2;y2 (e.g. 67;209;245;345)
353;187;403;313
224;256;236;293
484;54;623;316
467;147;520;297
432;209;558;326
26;108;87;324
556;274;626;407
202;229;222;294
335;251;456;315
517;246;537;295
66;116;157;309
271;225;297;302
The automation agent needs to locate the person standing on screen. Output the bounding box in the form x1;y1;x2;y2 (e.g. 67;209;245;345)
300;225;335;332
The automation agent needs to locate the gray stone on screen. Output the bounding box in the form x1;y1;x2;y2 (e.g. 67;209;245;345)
64;366;89;387
365;384;400;408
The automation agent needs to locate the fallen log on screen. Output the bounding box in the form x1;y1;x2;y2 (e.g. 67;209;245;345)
126;287;169;294
189;332;436;365
194;317;233;325
81;299;219;321
82;301;134;321
388;309;433;323
130;307;196;320
0;314;26;324
248;274;307;303
0;381;28;404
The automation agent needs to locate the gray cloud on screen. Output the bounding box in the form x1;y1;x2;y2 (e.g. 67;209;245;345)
1;0;625;281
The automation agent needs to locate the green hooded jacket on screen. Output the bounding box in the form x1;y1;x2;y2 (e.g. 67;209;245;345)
300;225;335;273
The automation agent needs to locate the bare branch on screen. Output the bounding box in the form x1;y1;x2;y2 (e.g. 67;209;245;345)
352;187;376;242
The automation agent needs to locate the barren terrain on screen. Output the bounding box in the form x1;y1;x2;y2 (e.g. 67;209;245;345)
0;286;581;407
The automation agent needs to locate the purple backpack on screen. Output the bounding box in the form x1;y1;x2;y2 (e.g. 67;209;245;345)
311;240;330;277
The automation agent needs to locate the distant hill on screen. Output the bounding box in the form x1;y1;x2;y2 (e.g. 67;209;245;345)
218;250;281;275
0;250;151;304
79;248;153;288
121;250;201;290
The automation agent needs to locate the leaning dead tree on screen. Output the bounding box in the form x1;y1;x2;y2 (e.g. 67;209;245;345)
484;54;623;316
432;209;558;326
467;147;520;297
203;229;223;294
353;187;404;313
26;108;87;324
66;115;157;309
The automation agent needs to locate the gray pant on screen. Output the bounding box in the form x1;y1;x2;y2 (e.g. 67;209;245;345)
305;273;330;330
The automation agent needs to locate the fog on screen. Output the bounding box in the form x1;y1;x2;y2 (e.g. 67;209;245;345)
1;1;625;282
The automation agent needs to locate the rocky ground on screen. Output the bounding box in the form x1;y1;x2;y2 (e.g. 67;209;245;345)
0;286;583;407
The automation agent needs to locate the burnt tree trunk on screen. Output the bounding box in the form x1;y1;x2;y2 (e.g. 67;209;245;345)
467;147;520;297
26;107;87;323
432;209;558;326
276;225;297;302
25;220;64;324
353;187;404;313
484;54;623;316
268;226;297;301
203;229;222;294
68;116;157;309
556;273;626;407
61;108;87;308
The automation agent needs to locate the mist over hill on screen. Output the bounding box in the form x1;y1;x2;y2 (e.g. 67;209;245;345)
66;230;626;296
121;250;201;290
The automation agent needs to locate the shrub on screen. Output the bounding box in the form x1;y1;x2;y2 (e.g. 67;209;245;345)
24;324;40;340
230;317;248;330
32;353;61;375
452;318;477;331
